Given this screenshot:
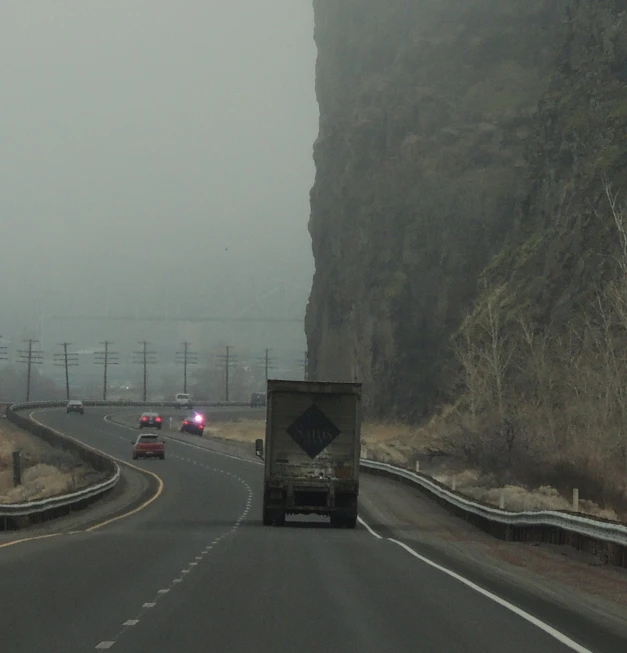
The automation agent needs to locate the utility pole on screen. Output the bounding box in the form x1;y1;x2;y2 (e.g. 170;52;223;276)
256;348;277;384
216;346;236;402
17;339;43;401
133;341;157;402
94;341;119;401
0;339;7;364
54;342;78;400
175;341;198;394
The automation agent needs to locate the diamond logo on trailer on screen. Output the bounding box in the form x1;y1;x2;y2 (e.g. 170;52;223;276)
286;404;341;459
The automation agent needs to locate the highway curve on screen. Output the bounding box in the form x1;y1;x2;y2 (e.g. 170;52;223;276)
0;408;624;652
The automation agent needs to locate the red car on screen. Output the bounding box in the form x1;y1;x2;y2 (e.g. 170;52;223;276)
132;433;165;460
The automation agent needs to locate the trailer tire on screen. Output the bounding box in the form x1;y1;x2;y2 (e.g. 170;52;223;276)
344;510;357;529
263;507;285;526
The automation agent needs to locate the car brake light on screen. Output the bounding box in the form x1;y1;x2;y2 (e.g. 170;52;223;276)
156;417;162;422
141;417;147;421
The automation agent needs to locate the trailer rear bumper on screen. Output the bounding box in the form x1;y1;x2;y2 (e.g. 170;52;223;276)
263;481;358;522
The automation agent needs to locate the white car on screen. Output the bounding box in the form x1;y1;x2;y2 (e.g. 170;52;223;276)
66;400;84;415
174;393;193;409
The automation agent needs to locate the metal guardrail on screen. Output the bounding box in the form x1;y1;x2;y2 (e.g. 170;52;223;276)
360;459;627;567
0;469;120;518
10;400;252;409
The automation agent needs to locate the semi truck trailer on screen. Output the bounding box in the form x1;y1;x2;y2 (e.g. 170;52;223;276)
255;380;362;528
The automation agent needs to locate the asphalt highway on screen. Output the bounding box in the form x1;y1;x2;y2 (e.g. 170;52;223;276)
0;407;623;652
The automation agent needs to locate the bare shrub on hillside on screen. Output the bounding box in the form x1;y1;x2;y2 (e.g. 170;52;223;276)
451;185;627;513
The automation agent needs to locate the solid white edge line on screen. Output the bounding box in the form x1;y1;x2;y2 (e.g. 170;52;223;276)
388;538;593;652
103;412;264;466
367;524;591;653
357;516;382;539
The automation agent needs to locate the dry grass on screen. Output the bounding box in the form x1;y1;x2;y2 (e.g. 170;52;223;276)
432;469;619;520
363;412;625;520
361;414;451;466
211;419;265;443
0;424;96;503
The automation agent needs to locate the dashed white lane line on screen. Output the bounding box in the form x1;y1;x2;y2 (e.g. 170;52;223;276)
91;453;253;651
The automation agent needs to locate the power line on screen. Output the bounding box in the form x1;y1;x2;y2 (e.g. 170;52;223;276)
54;342;78;401
175;341;198;394
216;345;237;402
133;341;157;402
297;350;309;381
17;339;43;401
256;348;277;383
94;341;119;401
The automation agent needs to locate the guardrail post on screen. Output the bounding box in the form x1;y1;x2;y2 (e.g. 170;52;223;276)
499;489;505;510
169;417;173;431
451;476;456;492
573;488;579;512
12;450;22;487
415;460;420;473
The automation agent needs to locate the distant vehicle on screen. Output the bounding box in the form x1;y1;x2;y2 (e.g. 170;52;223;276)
180;412;205;436
139;412;162;429
174;393;193;409
132;433;165;460
250;392;266;408
66;400;84;415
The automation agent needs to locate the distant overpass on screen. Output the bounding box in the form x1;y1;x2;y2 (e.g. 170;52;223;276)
48;314;303;324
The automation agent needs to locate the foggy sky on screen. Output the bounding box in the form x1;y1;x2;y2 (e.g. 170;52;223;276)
0;1;317;333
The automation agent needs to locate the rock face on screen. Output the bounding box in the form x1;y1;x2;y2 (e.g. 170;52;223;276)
485;1;627;322
306;0;570;418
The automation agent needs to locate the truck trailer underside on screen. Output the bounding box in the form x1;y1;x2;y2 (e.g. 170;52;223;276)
263;481;358;528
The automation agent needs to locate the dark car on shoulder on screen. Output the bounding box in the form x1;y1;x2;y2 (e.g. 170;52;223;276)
132;433;165;460
250;392;266;408
66;400;84;415
139;412;162;429
181;412;205;436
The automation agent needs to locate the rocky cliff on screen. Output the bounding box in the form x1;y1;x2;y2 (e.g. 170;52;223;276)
483;1;627;322
306;0;571;418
